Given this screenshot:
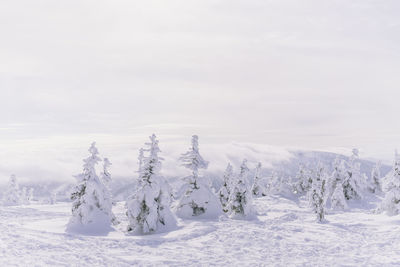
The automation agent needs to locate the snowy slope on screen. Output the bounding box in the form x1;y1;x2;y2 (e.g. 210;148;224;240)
1;194;400;266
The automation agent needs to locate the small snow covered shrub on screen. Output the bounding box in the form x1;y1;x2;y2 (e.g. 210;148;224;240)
308;164;327;222
227;159;255;219
218;163;234;212
251;162;267;197
176;135;222;219
67;142;115;234
2;174;21;206
126;134;176;234
381;151;400;216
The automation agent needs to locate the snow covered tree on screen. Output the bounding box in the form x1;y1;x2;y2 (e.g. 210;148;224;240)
381;151;400;215
251;162;266;197
218;163;234;212
28;188;34;203
20;187;29;205
126;134;176;234
266;171;277;193
269;171;294;197
328;158;347;210
2;174;21;206
308;164;327;222
100;157;117;224
100;158;112;185
295;163;312;194
238;159;250;185
137;148;144;171
343;148;365;200
227;159;255;219
331;181;347;210
67;142;114;233
328;158;345;194
176;135;221;219
136;148;144;186
370;161;382;193
180;135;209;186
50;191;57;205
100;158;113;198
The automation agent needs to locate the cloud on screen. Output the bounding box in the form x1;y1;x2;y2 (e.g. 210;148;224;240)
0;0;399;183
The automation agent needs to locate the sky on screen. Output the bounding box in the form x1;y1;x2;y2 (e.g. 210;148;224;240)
1;0;400;183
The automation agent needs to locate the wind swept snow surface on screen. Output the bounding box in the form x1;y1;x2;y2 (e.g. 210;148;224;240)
1;196;400;266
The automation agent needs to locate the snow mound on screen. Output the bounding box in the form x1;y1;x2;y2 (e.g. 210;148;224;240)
66;209;114;236
175;182;222;220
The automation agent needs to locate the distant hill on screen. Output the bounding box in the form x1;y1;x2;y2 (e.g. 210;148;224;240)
0;144;391;202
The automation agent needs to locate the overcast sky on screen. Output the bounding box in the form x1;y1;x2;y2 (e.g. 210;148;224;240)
1;0;400;182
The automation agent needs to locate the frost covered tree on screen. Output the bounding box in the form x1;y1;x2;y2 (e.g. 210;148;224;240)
218;163;234;212
227;159;255;219
370;161;382;193
180;135;209;186
67;142;114;233
267;171;278;193
251;162;266;197
126;134;176;234
176;135;221;219
20;187;29;205
238;159;250;185
381;151;400;215
328;158;345;194
331;181;347;210
2;174;21;206
308;164;327;222
343;149;365;200
269;171;294;197
100;158;112;185
295;163;312;194
328;158;347;210
50;191;57;205
100;157;117;224
28;188;34;203
136;148;144;185
100;158;113;200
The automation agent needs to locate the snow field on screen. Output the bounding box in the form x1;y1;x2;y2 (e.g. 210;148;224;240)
2;195;400;266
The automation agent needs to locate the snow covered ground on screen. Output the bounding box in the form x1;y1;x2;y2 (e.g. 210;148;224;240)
2;195;400;266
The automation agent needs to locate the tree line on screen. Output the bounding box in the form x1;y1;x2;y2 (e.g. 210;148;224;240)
2;135;400;234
